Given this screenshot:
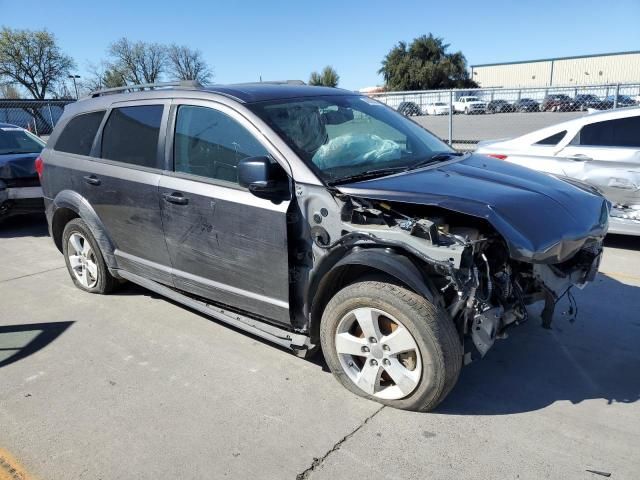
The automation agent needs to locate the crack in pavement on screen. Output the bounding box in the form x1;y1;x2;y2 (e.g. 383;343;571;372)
0;266;65;284
296;405;385;480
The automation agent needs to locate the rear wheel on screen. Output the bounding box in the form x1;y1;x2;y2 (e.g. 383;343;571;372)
320;281;462;411
62;218;117;294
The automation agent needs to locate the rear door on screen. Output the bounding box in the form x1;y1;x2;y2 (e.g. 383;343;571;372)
557;115;640;205
82;100;173;284
159;100;292;325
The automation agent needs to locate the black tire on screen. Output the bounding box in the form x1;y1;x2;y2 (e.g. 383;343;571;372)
62;218;118;294
320;281;462;412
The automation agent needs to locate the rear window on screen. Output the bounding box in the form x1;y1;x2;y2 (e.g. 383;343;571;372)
573;116;640;147
101;105;163;168
54;111;105;156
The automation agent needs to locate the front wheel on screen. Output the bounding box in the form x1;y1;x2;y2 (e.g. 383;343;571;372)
320;281;462;411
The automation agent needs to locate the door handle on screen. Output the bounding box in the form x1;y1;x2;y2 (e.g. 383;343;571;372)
163;192;189;205
567;154;592;162
83;175;101;186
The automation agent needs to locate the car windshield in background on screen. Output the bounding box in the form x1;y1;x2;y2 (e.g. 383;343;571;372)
466;97;479;101
249;95;453;183
0;127;45;155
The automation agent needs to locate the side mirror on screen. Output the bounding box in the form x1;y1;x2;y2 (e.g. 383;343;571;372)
238;156;290;202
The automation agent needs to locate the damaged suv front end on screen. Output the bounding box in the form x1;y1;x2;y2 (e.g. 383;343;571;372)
333;155;608;358
251;93;608;366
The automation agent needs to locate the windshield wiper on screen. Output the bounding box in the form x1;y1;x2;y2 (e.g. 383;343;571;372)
327;166;408;186
407;152;464;171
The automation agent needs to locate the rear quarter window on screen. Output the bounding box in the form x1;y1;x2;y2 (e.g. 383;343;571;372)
535;130;567;146
54;111;105;156
101;105;164;168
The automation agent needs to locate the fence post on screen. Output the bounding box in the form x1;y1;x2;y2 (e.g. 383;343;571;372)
448;90;453;147
613;84;620;109
46;102;55;131
32;111;38;136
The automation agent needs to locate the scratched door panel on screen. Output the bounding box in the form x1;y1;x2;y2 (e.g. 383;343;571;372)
159;174;291;325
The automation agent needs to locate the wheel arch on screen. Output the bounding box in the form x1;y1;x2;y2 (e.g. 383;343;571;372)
50;190;117;269
306;247;440;344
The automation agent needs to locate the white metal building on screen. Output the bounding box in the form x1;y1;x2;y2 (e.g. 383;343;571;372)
471;51;640;88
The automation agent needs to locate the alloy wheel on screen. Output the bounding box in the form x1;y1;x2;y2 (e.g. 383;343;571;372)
67;232;99;288
335;307;422;400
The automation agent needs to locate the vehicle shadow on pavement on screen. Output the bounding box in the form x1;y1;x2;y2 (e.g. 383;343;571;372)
0;322;73;368
0;214;49;238
437;273;640;415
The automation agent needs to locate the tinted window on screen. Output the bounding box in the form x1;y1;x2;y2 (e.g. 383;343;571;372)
174;105;268;183
54;111;105;156
101;105;163;167
536;130;567;146
575;117;640;147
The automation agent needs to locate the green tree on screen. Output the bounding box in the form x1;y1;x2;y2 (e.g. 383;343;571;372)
0;27;74;99
309;66;339;87
379;34;477;91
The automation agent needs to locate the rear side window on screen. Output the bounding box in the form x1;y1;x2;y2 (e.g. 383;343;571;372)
574;116;640;147
101;105;164;168
535;130;567;146
173;105;268;183
54;111;105;156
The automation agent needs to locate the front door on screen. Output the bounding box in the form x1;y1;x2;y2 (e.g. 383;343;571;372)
159;101;292;325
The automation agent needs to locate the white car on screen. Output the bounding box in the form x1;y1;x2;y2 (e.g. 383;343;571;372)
424;102;450;115
476;107;640;235
453;96;487;114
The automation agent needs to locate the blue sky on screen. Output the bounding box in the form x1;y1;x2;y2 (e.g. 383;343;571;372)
2;0;639;90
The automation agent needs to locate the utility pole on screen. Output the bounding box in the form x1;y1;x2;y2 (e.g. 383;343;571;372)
68;74;81;99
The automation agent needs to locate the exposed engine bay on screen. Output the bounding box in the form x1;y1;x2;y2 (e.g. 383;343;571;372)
307;194;604;359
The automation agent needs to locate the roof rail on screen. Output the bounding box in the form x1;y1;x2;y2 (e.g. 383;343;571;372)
89;80;203;98
257;80;306;85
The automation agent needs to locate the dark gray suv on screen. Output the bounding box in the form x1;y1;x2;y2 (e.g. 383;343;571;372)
41;81;608;411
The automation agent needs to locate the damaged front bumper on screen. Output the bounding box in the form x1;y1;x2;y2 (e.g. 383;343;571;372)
0;178;44;219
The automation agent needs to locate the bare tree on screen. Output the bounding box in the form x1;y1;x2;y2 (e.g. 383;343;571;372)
108;38;166;84
167;44;212;83
0;27;74;99
82;61;126;93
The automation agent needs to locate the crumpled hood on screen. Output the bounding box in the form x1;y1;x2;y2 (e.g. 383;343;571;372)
337;154;609;263
0;152;39;180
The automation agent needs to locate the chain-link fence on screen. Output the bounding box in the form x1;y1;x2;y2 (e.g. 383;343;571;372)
0;99;75;137
368;83;640;150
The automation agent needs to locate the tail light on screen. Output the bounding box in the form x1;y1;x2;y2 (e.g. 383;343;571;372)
35;156;44;180
486;154;508;160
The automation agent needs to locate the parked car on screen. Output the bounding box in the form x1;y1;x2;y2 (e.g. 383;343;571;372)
573;94;604;111
513;98;540;112
424;102;450;115
0;123;46;222
41;81;607;411
397;101;422;116
541;94;575;112
486;99;515;114
453;96;487;114
476;107;640;235
603;95;637;109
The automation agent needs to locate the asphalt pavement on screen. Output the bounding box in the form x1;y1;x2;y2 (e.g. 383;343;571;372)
1;214;639;480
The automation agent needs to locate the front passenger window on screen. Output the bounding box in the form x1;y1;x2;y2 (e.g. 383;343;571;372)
174;105;269;184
